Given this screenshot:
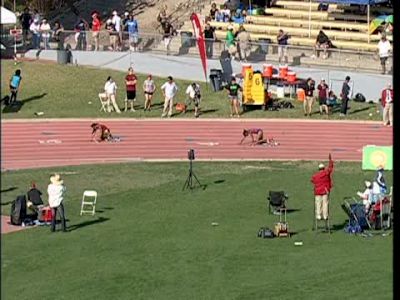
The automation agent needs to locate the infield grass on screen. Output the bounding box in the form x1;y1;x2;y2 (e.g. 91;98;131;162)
1;60;382;120
1;161;392;300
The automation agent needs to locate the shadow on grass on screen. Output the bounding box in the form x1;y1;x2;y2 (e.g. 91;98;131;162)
348;107;371;115
0;187;18;194
68;217;110;232
2;93;47;114
214;179;225;184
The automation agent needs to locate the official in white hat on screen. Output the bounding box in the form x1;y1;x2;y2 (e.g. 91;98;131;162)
47;174;67;232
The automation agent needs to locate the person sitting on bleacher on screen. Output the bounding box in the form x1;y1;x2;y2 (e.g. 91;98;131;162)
357;181;373;213
209;3;219;21
232;9;244;24
313;30;332;60
221;4;231;22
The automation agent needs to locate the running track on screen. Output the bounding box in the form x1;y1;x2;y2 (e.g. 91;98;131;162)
1;119;392;170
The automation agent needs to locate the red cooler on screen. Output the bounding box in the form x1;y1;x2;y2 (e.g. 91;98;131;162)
263;64;273;78
279;65;288;79
287;72;296;83
242;63;252;77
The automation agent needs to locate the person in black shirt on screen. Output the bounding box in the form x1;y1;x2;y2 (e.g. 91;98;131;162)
340;76;351;116
27;182;44;216
162;21;174;55
304;78;315;116
209;3;218;20
225;77;242;117
204;23;216;59
20;8;32;46
277;29;289;64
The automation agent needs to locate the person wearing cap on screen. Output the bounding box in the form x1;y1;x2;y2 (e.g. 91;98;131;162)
381;83;393;127
29;18;41;49
304;77;315;117
377;34;391;74
91;12;101;51
340;76;351;116
124;67;137;112
74;19;88;51
112;10;122;50
311;153;334;221
185;82;201;118
161;76;178;117
47;174;67;232
317;78;329;115
357;181;373;213
143;74;156;111
225;77;242;117
105;18;117;51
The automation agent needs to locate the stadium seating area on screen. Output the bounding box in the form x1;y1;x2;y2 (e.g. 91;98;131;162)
208;0;393;52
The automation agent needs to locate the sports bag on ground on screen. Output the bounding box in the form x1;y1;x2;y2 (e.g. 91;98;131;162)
10;195;27;225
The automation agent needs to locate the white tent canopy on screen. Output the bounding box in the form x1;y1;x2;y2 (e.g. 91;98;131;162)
1;6;17;24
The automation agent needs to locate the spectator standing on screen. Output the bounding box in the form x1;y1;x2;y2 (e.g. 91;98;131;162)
304;78;315;116
210;3;219;20
381;83;393;127
20;8;32;46
377;34;391;74
277;29;289;64
157;7;168;29
104;76;121;113
29;19;41;49
91;12;101;51
162;21;174;55
53;21;64;49
204;23;216;59
317;78;329;115
39;19;51;49
75;19;88;51
340;76;351;116
161;76;178;118
185;82;202;118
48;174;67;232
122;11;130;45
226;25;237;60
225;77;242;118
105;19;117;51
311;153;334;221
124;67;137;112
126;14;139;51
112;10;122;51
143;74;156;111
237;25;251;62
8;69;22;105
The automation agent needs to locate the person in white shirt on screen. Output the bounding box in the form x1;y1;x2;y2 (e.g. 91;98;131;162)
161;76;178;117
30;19;41;49
185;82;201;118
112;10;122;51
357;181;373;213
104;76;121;113
39;19;51;49
47;174;67;232
377;34;391;74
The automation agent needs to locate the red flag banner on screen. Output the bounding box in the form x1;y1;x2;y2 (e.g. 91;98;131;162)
190;13;207;82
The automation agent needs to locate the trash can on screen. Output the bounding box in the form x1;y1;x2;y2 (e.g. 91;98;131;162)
209;69;223;92
180;31;194;48
57;50;70;64
258;38;271;55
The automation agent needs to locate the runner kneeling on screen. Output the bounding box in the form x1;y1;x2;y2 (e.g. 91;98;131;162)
240;128;278;146
91;123;113;143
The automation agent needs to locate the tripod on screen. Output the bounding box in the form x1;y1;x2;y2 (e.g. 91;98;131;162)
182;159;202;190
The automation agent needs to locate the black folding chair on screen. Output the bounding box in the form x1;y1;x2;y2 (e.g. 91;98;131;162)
268;191;288;214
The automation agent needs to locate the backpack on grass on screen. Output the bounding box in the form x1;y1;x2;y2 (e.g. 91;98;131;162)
10;195;27;226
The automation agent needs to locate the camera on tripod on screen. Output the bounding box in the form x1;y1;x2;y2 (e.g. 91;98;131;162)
188;149;195;161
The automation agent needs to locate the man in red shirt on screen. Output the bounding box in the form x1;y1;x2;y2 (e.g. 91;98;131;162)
91;12;101;51
124;67;137;112
381;83;393;127
311;153;334;220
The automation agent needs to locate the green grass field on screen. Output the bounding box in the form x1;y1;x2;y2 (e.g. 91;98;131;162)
1;60;382;120
1;162;392;300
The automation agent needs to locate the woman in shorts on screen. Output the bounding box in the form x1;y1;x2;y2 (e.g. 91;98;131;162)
225;77;242;117
143;74;156;111
91;123;112;143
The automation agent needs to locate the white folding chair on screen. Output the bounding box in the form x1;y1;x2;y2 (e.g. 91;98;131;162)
80;190;97;216
98;92;108;112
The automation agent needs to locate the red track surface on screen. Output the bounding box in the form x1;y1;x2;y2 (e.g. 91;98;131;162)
1;119;392;170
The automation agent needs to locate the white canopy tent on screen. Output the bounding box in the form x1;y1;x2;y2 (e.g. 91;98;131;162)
1;6;17;24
